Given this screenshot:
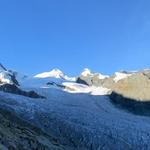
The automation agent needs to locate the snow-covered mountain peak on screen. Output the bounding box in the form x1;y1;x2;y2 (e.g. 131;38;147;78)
34;68;64;79
0;64;19;85
81;68;91;77
0;63;12;84
80;68;109;79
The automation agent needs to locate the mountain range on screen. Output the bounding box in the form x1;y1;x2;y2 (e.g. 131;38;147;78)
0;63;150;149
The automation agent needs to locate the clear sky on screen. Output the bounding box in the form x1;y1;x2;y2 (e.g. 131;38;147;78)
0;0;150;76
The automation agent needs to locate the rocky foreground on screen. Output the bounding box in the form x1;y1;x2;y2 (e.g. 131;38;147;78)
0;108;69;150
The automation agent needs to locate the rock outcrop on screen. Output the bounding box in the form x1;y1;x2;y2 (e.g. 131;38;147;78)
109;72;150;101
108;72;150;115
76;68;109;87
0;64;45;99
0;84;45;99
0;108;65;150
77;69;150;115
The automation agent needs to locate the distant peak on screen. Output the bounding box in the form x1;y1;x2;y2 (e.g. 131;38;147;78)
81;68;91;77
34;68;64;79
80;68;109;79
50;68;64;75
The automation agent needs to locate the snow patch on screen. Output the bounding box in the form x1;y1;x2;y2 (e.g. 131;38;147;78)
81;68;109;79
98;73;109;79
81;68;91;77
63;82;110;95
90;86;111;95
114;72;132;83
34;69;64;79
0;71;13;84
34;68;75;82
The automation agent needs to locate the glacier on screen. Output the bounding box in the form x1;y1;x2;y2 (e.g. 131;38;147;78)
0;87;150;149
0;66;150;149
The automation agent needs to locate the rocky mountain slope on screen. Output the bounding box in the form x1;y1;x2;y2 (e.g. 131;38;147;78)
0;63;19;86
77;68;150;115
0;65;45;98
0;108;65;150
77;68;150;101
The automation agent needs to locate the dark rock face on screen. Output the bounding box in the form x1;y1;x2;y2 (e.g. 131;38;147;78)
47;81;65;88
0;84;45;99
0;63;7;71
10;72;20;86
76;78;89;86
110;92;150;116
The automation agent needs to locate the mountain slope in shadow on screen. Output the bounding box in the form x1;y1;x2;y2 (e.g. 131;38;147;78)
110;91;150;116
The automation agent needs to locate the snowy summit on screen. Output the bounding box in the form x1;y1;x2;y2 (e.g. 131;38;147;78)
81;68;109;79
34;68;64;79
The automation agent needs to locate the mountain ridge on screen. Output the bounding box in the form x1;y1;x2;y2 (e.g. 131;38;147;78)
1;63;150;149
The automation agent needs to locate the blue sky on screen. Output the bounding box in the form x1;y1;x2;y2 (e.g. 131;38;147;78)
0;0;150;76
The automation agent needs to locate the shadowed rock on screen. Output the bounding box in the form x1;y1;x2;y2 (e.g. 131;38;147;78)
0;108;65;150
76;78;89;86
47;81;65;88
0;84;45;99
110;91;150;116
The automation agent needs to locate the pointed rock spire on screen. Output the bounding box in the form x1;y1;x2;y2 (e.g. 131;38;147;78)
0;63;7;71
